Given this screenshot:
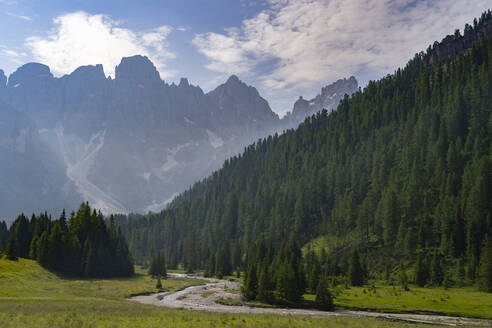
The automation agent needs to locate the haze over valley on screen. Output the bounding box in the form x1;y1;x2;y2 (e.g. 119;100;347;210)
0;57;357;219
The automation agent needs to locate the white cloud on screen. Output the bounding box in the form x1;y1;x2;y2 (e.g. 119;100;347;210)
1;48;27;65
193;32;254;74
0;0;18;5
25;11;176;78
6;12;31;21
193;0;491;112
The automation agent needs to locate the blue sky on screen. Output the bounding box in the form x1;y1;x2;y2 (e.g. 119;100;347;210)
0;0;490;115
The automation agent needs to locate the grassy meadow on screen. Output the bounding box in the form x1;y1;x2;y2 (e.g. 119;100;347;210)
302;284;492;319
0;258;435;328
334;284;492;319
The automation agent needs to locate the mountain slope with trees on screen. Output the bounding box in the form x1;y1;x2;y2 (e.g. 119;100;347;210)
117;11;492;296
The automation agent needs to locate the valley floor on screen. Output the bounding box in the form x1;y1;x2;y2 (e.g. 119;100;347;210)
0;258;490;327
130;274;491;327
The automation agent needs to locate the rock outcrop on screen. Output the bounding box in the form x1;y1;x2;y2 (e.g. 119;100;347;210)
425;10;492;65
284;77;358;126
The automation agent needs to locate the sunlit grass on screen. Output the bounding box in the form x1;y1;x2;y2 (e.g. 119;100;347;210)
0;258;204;300
303;283;492;319
0;258;432;327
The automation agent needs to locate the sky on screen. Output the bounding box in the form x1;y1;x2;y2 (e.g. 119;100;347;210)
0;0;490;116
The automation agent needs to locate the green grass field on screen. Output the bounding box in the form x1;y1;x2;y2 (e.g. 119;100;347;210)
0;258;431;328
301;283;492;319
332;284;492;319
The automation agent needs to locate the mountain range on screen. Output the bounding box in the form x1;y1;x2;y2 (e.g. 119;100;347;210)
0;57;357;220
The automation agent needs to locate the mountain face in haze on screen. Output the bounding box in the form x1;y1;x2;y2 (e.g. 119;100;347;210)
0;70;6;89
0;100;80;217
0;55;355;219
283;76;358;126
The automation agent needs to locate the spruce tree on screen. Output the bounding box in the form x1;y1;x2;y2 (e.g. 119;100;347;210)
415;254;428;287
456;257;466;286
315;277;334;311
257;265;272;302
0;221;8;250
156;274;162;289
478;237;492;292
430;252;444;286
399;270;409;291
36;231;49;266
349;249;364;286
11;214;31;258
5;233;18;261
148;252;167;278
309;258;321;292
29;235;38;259
204;253;215;277
242;263;257;301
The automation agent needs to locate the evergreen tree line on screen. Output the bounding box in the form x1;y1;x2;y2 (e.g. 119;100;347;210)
148;251;167;278
116;13;492;292
1;203;134;278
241;239;343;310
0;221;8;251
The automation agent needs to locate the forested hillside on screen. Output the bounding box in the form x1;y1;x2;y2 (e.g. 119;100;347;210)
119;12;492;292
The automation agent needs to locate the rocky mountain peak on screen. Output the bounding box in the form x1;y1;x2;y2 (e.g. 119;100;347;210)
7;63;53;87
286;76;358;126
320;76;357;96
292;96;309;114
67;64;106;81
426;12;492;66
207;75;279;125
179;77;190;87
294;95;308;105
115;55;161;84
317;76;358;108
0;69;6;88
226;74;240;84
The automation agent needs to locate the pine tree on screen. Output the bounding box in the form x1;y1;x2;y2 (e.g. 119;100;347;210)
276;257;303;303
148;252;167;278
5;233;18;261
231;243;242;274
204;253;215;277
242;263;257;301
0;221;8;250
478;237;492;292
430;252;444;286
315;277;334;311
381;189;401;245
156;274;162;289
399;270;410;291
215;245;232;278
309;257;321;292
11;214;31;258
276;263;289;301
456;257;466;286
29;235;38;259
36;231;49;266
349;249;364;286
84;241;97;278
415;254;428;287
257;265;272;302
